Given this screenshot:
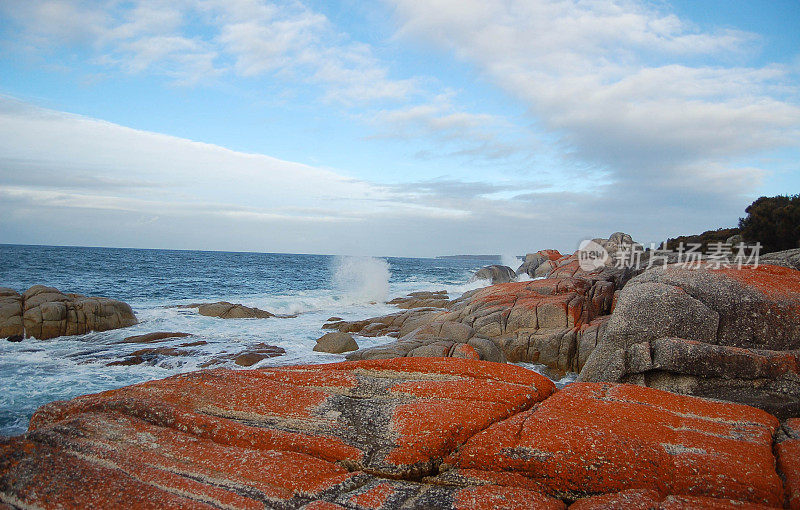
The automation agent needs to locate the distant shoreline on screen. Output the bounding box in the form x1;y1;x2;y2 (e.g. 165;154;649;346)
436;255;502;260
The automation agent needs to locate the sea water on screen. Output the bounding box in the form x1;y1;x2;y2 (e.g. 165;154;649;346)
0;244;574;436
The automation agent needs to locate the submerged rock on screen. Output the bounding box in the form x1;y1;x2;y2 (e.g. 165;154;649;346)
0;285;137;340
314;332;359;353
194;301;278;319
472;265;516;284
199;342;285;367
118;331;192;344
107;346;193;367
0;358;792;509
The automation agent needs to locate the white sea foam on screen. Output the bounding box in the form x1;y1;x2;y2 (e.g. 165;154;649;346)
331;256;391;304
501;254;521;269
0;252;565;437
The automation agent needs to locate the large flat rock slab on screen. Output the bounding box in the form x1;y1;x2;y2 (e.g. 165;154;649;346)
445;382;784;507
0;359;555;508
0;359;795;509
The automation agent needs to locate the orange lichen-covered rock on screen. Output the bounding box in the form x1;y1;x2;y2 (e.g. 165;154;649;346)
778;440;800;510
0;358;556;509
0;359;793;509
446;382;783;507
777;418;800;510
713;264;800;299
348;483;396;509
579;263;800;418
517;249;564;277
346;274;616;371
569;489;779;510
453;485;566;510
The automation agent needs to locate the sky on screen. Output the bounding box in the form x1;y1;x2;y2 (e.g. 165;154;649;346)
0;0;798;257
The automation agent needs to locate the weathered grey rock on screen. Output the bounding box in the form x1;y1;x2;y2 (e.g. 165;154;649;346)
544;234;642;282
760;248;800;271
472;265;517;284
0;285;138;340
200;343;285;367
345;331;506;363
579;263;800;418
517;252;547;275
313;332;358;354
534;259;559;277
576;317;610;370
322;307;445;338
516;250;564;277
408;340;454;358
195;302;276;319
466;337;507;363
387;290;450;309
0;287;23;338
439;321;475;342
118;331;192;344
726;234;744;247
108;346;192;366
343;272;616;371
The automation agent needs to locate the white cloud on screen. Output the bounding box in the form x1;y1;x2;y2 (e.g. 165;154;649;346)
0;97;472;223
1;1;797;255
1;0;416;101
203;0;418;103
386;0;800;203
367;92;539;164
0;0;529;163
0;96;771;256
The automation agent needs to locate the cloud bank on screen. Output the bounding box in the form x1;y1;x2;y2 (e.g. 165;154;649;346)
387;0;800;221
0;1;798;256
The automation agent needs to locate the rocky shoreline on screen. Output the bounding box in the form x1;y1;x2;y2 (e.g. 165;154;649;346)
2;233;800;508
326;234;800;419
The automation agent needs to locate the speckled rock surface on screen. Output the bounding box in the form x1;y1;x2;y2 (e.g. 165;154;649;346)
0;358;796;509
579;264;800;418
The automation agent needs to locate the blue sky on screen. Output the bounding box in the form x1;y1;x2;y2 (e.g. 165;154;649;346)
0;0;798;257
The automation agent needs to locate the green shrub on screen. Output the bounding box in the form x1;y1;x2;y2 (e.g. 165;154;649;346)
739;195;800;253
663;227;740;252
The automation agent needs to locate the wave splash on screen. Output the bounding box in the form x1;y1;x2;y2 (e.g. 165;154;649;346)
331;256;391;303
501;254;521;270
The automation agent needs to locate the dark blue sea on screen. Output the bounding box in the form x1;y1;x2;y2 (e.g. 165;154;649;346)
1;244;532;436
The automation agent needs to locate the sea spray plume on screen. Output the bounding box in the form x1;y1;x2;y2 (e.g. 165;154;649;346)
331;256;391;303
501;254;521;271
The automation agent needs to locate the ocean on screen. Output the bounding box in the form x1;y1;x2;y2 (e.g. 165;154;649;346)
0;244;569;436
